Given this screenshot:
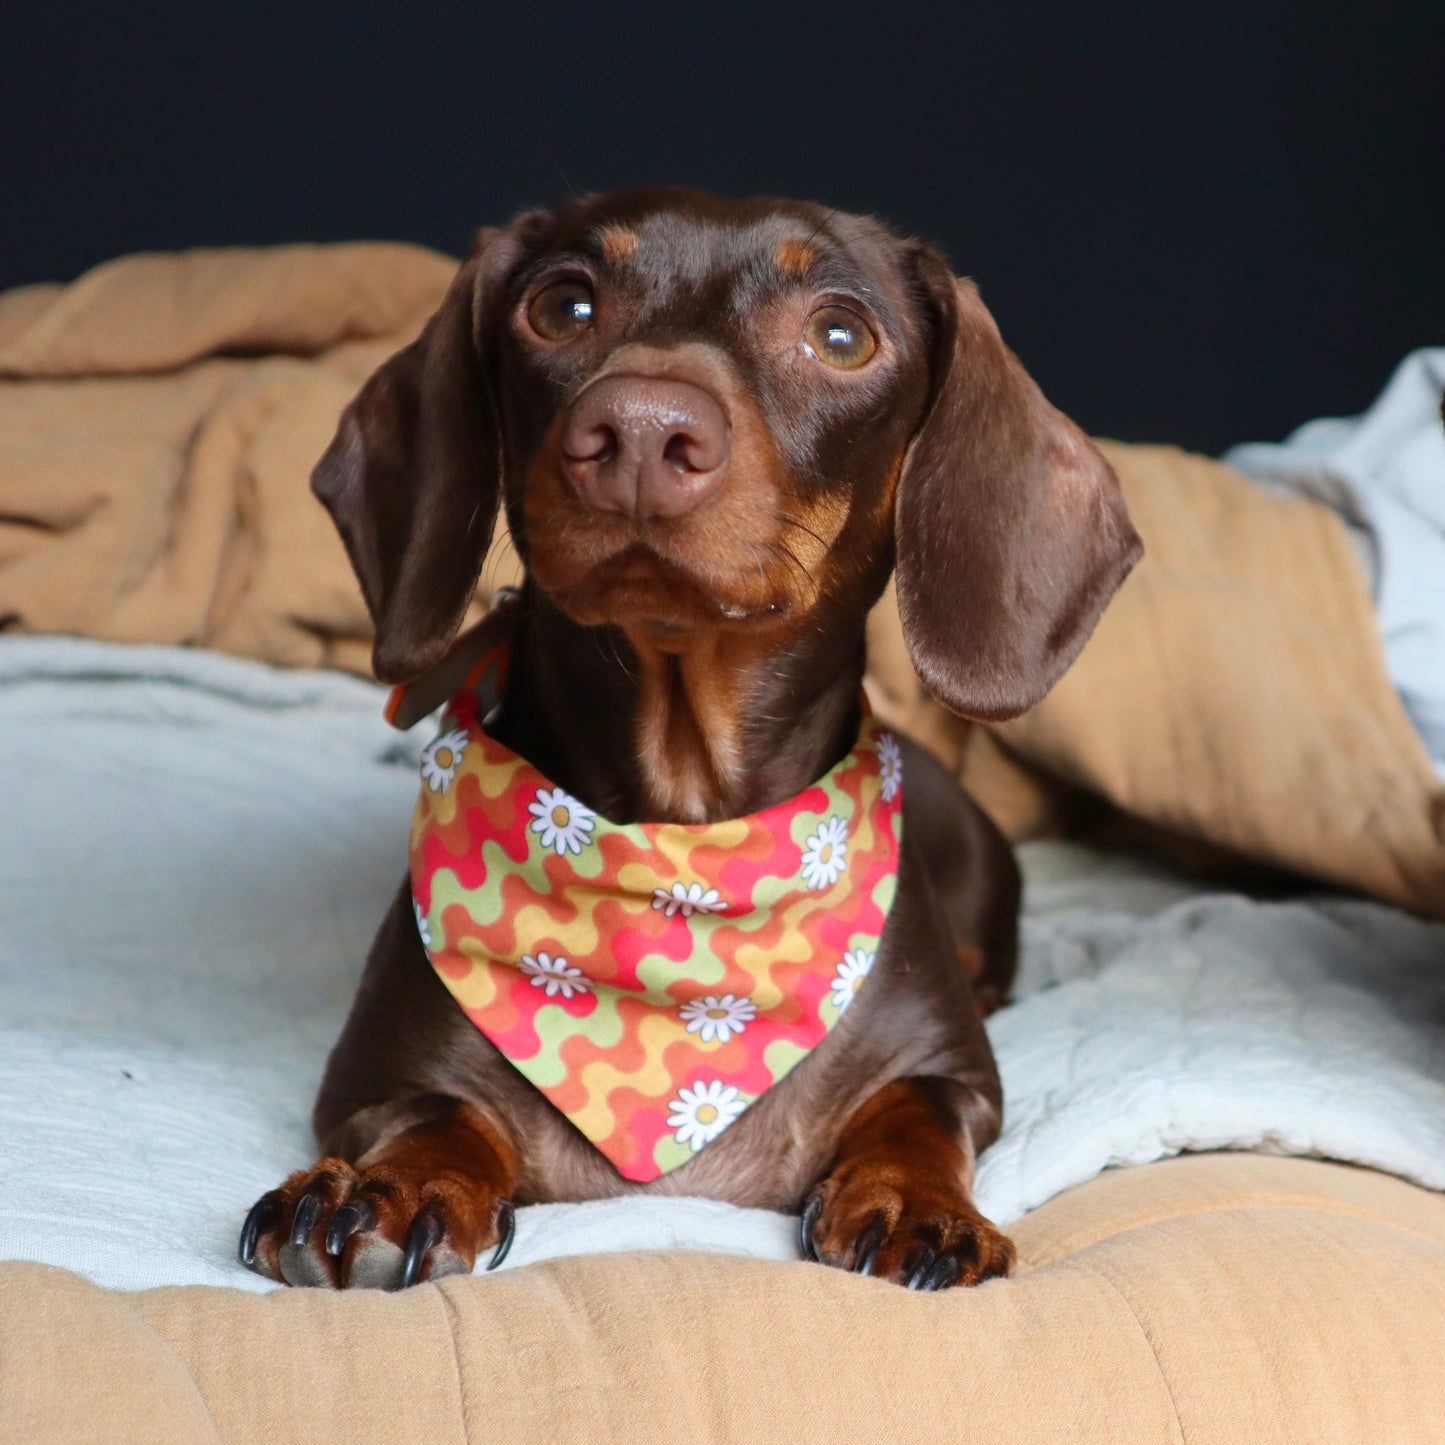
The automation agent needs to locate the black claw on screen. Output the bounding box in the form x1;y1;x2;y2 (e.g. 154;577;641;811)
485;1201;516;1271
401;1210;445;1289
799;1194;824;1262
923;1255;961;1292
239;1196;278;1266
852;1223;884;1277
289;1190;324;1248
904;1245;938;1291
325;1197;378;1257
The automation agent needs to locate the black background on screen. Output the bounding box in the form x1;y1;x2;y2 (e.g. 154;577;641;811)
4;1;1442;451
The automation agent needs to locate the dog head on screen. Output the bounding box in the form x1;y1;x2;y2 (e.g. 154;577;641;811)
314;187;1140;721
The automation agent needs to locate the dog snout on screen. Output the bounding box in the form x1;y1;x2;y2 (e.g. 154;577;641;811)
561;376;730;520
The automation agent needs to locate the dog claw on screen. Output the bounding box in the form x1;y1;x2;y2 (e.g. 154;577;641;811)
486;1200;516;1271
401;1210;445;1288
923;1255;961;1291
288;1190;324;1248
800;1194;823;1262
904;1245;937;1290
852;1223;884;1277
325;1197;378;1257
238;1196;278;1266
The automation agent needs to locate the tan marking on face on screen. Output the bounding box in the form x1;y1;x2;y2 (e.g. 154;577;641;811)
774;237;818;276
880;444;908;515
780;485;852;560
599;226;640;263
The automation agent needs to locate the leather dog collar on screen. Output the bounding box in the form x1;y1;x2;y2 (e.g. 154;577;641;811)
397;631;904;1183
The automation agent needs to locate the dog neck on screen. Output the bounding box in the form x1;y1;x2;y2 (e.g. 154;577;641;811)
487;585;867;825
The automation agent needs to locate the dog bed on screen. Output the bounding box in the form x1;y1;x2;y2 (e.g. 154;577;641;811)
2;640;1444;1441
3;246;1444;1442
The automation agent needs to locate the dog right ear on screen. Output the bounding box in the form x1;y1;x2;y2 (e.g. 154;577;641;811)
312;228;519;684
893;247;1141;721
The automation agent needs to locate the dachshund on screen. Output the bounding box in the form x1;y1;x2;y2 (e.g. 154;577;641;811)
239;187;1140;1292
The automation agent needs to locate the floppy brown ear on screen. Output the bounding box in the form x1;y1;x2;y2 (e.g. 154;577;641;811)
895;249;1142;722
312;229;516;684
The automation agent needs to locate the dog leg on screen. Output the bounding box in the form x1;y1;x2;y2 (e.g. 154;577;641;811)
800;1077;1014;1289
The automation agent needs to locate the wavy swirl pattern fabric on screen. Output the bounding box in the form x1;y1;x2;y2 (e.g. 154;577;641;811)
409;678;903;1181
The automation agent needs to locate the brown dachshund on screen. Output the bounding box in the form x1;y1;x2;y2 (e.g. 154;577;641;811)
239;188;1140;1292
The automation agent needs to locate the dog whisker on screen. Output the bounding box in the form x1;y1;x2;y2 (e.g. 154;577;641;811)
800;206;840;252
764;538;812;591
769;508;829;552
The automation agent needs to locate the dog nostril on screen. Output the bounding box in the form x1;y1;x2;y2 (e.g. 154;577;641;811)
661;420;728;476
662;431;702;473
566;423;618;466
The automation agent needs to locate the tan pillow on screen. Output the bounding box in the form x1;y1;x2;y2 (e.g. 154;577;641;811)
867;442;1445;918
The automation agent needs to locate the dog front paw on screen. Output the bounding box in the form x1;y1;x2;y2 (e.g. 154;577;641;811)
239;1157;514;1290
800;1169;1014;1290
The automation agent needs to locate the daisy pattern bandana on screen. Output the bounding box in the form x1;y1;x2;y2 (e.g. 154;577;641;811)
404;647;904;1183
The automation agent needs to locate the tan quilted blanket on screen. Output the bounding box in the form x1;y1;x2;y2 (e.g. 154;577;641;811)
3;1155;1444;1444
2;245;1441;916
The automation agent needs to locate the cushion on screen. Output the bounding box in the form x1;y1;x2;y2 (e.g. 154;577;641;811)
3;1154;1442;1443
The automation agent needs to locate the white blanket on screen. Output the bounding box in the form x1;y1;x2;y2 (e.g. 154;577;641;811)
1;639;1442;1294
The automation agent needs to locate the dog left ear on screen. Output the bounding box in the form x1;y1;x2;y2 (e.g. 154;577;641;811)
894;247;1142;722
312;228;520;685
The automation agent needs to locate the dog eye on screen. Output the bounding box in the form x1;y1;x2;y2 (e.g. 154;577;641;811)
528;280;596;341
803;306;876;370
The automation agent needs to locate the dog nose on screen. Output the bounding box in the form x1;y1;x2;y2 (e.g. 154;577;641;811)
561;377;730;520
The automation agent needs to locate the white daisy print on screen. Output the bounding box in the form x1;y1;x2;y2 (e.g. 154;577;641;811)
652;881;728;919
678;993;757;1044
800;815;849;890
412;896;432;950
877;731;903;803
519;951;591;1000
831;948;875;1013
528;787;597;856
667;1079;747;1152
420;728;469;793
